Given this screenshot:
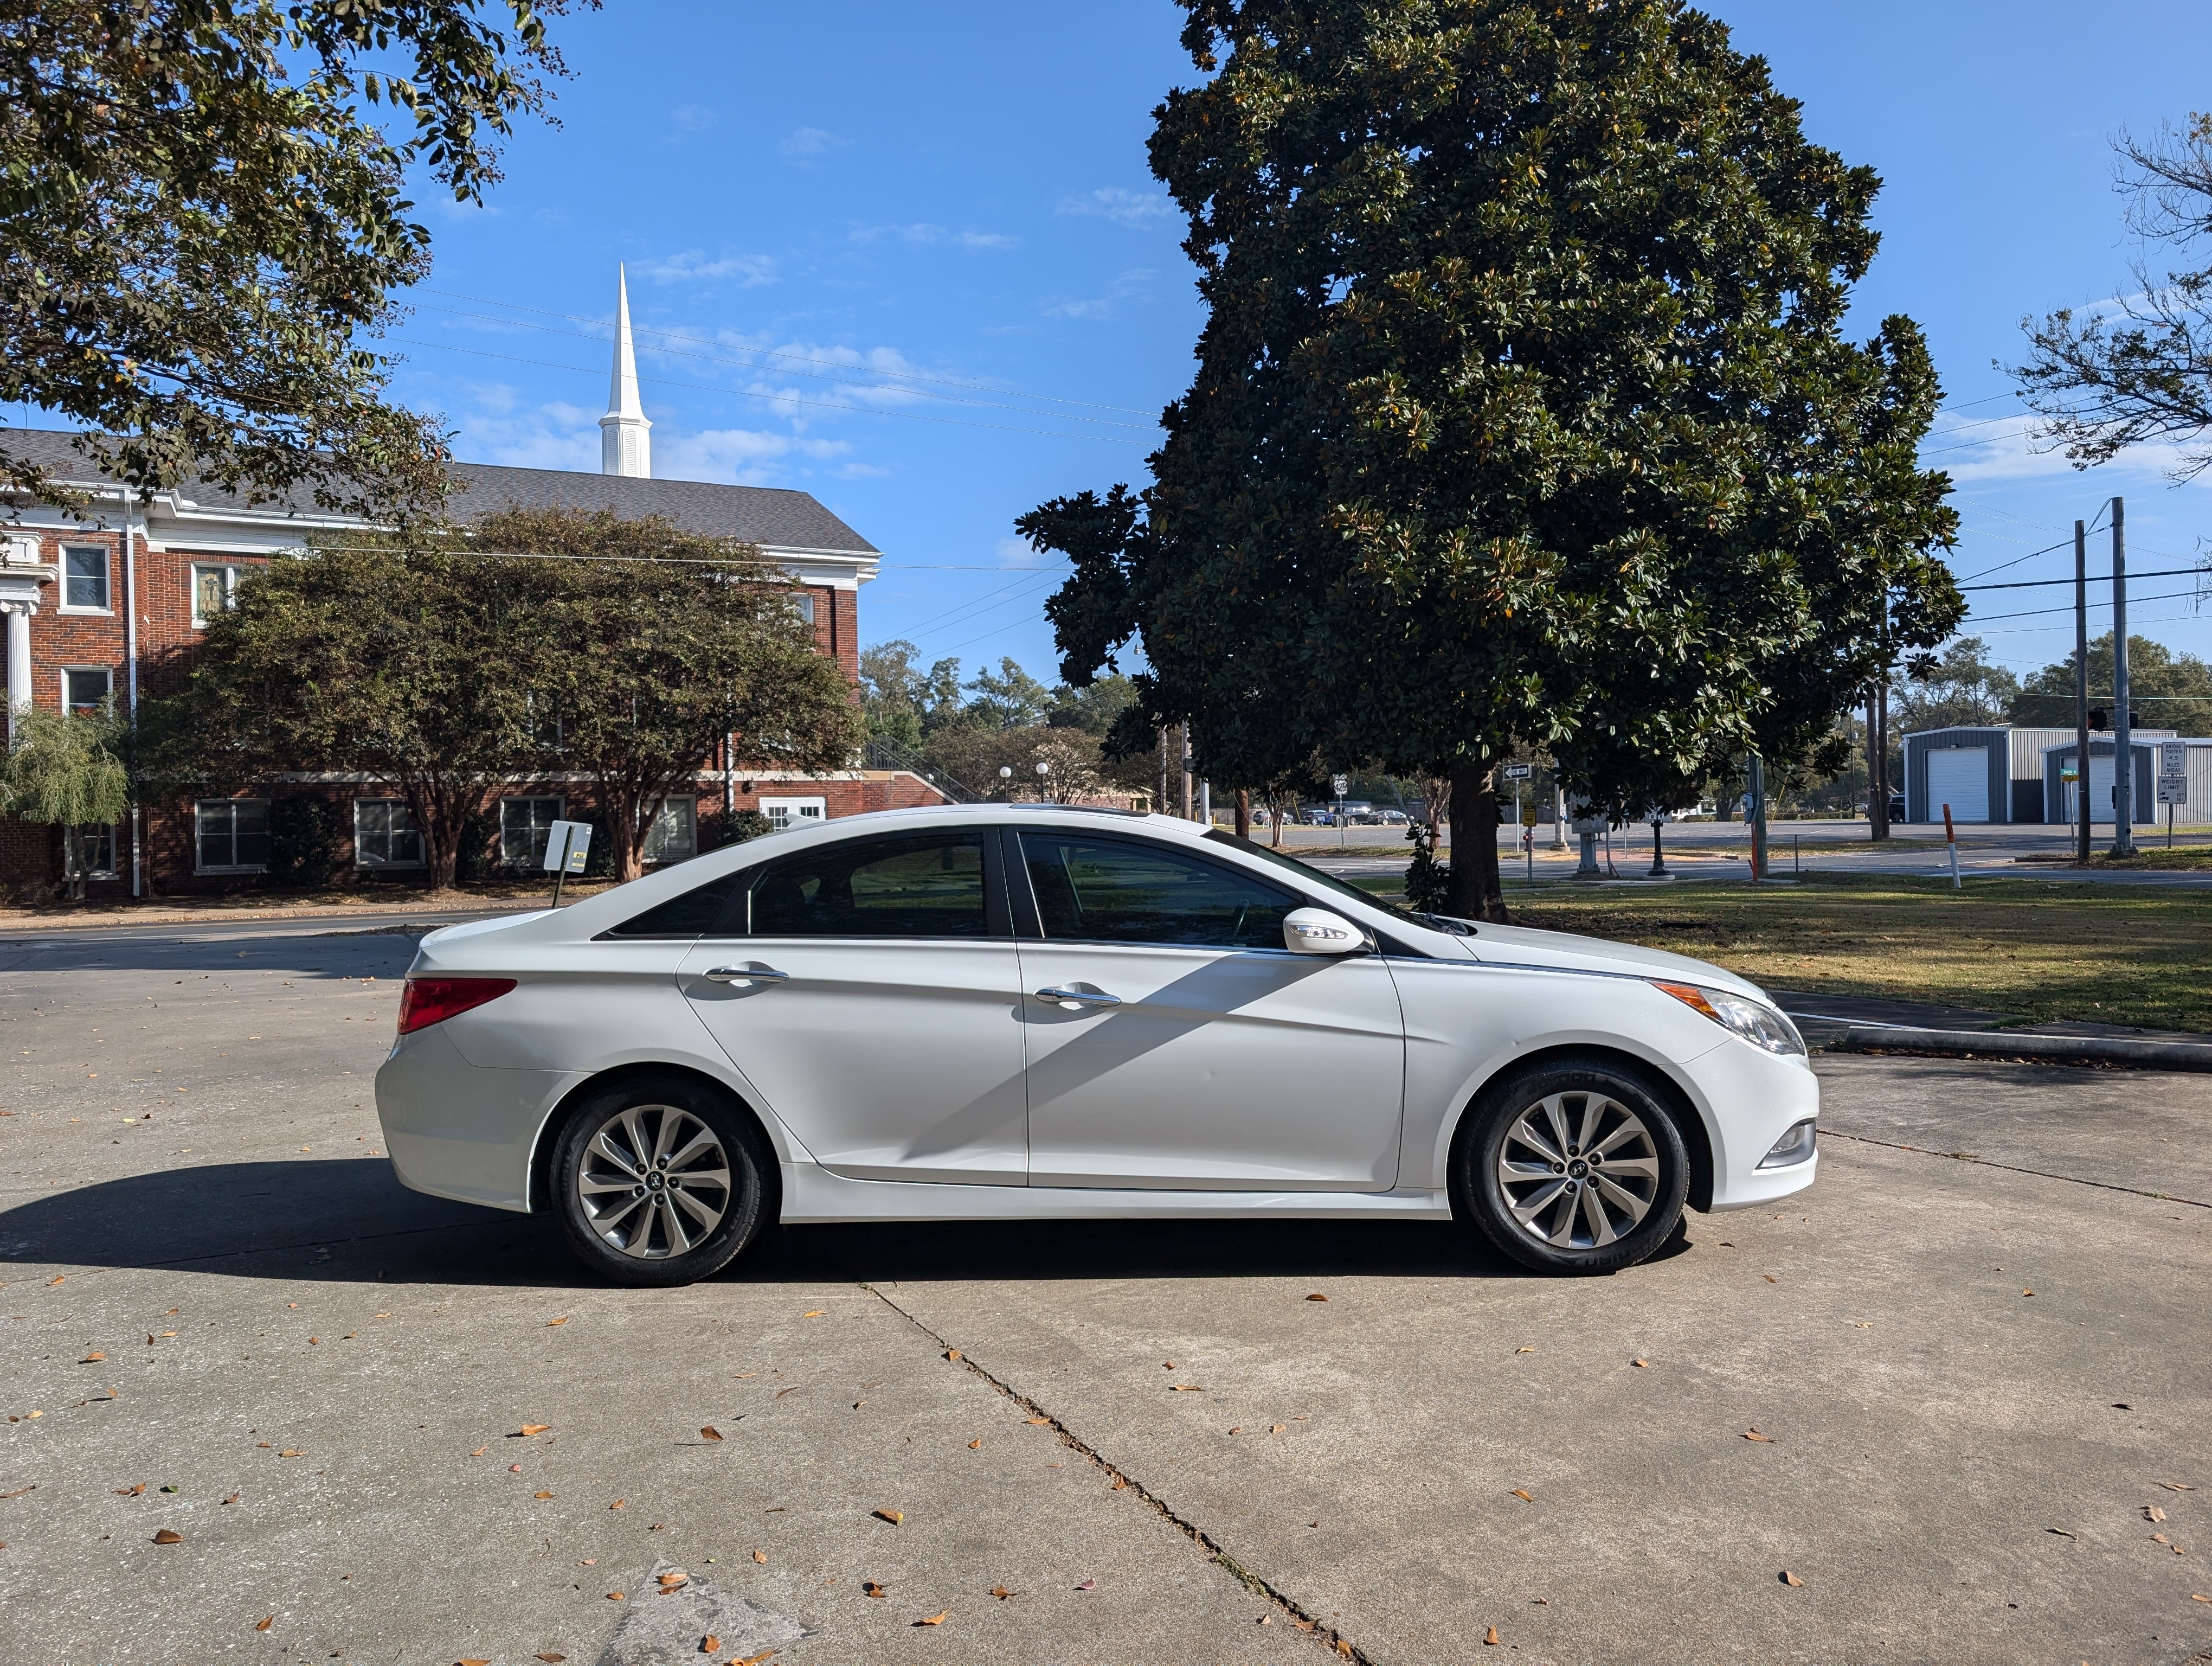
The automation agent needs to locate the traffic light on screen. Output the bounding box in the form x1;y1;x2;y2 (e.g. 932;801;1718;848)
2088;708;2107;731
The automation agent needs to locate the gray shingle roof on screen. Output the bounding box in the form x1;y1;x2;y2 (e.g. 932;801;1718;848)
0;428;877;555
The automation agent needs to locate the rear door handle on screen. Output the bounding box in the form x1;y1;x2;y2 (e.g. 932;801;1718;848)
1035;986;1120;1009
704;964;789;986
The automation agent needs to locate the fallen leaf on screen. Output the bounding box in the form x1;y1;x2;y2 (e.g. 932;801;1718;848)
1514;1345;1534;1354
967;1439;981;1450
1782;1571;1804;1587
1111;1476;1128;1491
660;1571;689;1587
517;1424;550;1437
547;1316;568;1327
254;1616;272;1631
753;1549;767;1565
1171;1385;1205;1392
1511;1489;1534;1503
914;1611;948;1627
1484;1625;1501;1645
278;1450;302;1459
1743;1429;1774;1442
991;1585;1014;1600
307;1337;319;1345
700;1426;724;1441
1632;1359;1649;1368
152;1529;184;1544
1270;1424;1287;1435
46;1276;62;1286
80;1352;105;1363
535;1491;553;1500
538;1655;568;1662
2046;1528;2075;1539
2161;1483;2197;1491
470;1446;488;1457
873;1508;904;1525
733;1653;777;1666
458;1659;490;1665
774;1388;797;1399
117;1483;146;1496
1763;1274;1777;1283
1025;1415;1051;1426
700;1641;719;1656
609;1499;625;1510
2023;1289;2035;1297
1307;1293;1328;1302
2194;1593;2210;1602
863;1582;886;1599
222;1492;239;1505
606;1591;625;1601
1075;1578;1097;1591
734;1372;758;1379
802;1310;825;1318
509;1464;523;1473
2149;1505;2169;1522
944;1349;962;1361
1227;1426;1242;1435
0;1485;34;1498
580;1559;597;1566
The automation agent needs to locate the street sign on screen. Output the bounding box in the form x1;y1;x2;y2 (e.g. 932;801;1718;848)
1520;805;1539;826
543;819;593;874
1331;774;1349;798
1502;763;1533;781
2159;741;2189;807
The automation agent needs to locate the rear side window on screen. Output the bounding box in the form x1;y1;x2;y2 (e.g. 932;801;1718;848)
600;870;746;939
1018;831;1297;949
751;832;988;938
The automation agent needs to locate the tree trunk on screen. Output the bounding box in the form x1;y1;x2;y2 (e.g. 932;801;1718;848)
1445;759;1508;923
1234;787;1251;840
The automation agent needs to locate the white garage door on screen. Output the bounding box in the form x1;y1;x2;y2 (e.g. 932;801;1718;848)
1925;747;1990;823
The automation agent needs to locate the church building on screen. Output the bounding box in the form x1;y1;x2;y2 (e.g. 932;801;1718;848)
0;270;945;901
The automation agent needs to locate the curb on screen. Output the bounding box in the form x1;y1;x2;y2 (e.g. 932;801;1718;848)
1833;1024;2212;1072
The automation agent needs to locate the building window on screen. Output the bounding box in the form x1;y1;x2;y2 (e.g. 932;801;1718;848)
525;691;563;751
192;565;241;625
61;545;110;611
793;593;816;625
195;799;269;872
644;796;697;864
62;667;112;715
500;796;564;867
760;796;826;832
354;799;425;868
65;825;117;880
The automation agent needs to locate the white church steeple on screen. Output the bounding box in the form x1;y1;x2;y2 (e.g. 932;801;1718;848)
599;264;652;478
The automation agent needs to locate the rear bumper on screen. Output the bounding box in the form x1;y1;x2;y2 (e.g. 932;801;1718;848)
374;1026;578;1213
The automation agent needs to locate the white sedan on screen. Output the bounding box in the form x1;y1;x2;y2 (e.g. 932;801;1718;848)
376;806;1817;1285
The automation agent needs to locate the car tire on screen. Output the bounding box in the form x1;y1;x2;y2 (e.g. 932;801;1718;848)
1457;1056;1690;1276
549;1074;774;1288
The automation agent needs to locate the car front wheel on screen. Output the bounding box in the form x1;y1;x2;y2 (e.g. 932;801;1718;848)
1459;1058;1689;1276
550;1075;773;1287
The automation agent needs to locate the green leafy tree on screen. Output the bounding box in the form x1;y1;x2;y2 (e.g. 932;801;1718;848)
2011;632;2212;736
962;657;1054;731
1024;0;1960;920
0;0;589;516
2;703;132;899
1889;637;2019;734
857;639;963;745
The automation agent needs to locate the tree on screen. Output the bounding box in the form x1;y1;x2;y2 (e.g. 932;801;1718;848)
1891;637;2020;734
962;657;1053;730
2011;632;2212;737
2;703;132;900
0;1;588;516
1024;0;1959;921
466;507;862;882
919;725;1107;804
2015;116;2212;480
857;639;962;746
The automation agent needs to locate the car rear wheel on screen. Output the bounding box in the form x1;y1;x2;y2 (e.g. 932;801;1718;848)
550;1075;773;1287
1458;1058;1689;1276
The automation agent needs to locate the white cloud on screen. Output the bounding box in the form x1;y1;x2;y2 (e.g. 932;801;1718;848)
1933;414;2211;487
1058;187;1179;229
849;222;1018;251
1044;267;1159;321
780;126;848;158
659;427;851;486
643;249;779;287
449;397;600;473
670;105;717;133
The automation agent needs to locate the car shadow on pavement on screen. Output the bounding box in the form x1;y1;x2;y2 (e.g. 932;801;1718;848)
2;1160;1694;1286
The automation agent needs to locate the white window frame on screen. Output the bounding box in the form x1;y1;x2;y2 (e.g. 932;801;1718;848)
194;798;270;874
760;796;827;832
59;544;112;613
792;592;817;625
643;795;698;864
65;824;118;880
499;796;565;867
191;563;242;627
61;665;113;716
353;799;426;869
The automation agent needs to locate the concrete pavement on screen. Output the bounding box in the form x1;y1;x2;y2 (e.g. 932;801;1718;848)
3;920;2209;1665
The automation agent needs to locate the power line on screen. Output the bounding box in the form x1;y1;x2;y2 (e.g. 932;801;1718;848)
1967;585;2199;624
1962;563;2202;592
1955;537;2075;583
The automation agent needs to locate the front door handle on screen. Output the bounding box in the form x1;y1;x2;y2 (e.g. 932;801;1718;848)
704;964;790;987
1035;986;1120;1010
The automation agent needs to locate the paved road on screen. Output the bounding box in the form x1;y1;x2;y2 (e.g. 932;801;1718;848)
3;924;2209;1664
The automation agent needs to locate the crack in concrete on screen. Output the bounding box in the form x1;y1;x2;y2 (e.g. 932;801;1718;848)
1820;1130;2210;1210
863;1279;1368;1665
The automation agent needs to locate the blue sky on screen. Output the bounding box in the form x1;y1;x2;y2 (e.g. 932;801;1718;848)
389;0;2212;688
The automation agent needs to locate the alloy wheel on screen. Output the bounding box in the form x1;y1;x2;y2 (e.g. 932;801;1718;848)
576;1103;732;1260
1495;1090;1661;1251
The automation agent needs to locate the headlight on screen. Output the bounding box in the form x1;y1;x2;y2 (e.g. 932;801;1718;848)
1652;982;1807;1057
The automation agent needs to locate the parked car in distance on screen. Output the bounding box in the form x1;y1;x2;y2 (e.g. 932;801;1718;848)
377;806;1818;1287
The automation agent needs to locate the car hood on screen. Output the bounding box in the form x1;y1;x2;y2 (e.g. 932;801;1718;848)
1462;920;1773;1002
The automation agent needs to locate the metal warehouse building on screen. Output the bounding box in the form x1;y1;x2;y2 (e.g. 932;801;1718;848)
1901;725;2203;824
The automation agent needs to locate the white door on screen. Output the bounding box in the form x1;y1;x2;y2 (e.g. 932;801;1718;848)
677;828;1028;1184
2063;757;2119;825
1925;747;1989;823
1012;829;1405;1191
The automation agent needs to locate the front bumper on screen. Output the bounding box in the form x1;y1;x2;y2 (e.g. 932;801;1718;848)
1686;1038;1821;1210
374;1026;577;1213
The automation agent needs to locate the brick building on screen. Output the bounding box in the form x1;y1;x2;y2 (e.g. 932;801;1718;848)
0;271;946;900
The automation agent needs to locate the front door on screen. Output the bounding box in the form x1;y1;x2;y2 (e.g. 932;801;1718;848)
677;827;1028;1184
1012;829;1405;1191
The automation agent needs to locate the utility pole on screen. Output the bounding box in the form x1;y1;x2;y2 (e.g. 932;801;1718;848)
2111;497;2134;856
1866;687;1887;837
1157;724;1170;816
1179;720;1193;821
2074;518;2091;863
1748;754;1768;880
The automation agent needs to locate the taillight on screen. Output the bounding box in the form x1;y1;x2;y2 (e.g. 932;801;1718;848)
397;976;517;1036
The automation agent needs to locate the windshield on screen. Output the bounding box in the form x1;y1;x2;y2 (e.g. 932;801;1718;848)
1203;829;1433;930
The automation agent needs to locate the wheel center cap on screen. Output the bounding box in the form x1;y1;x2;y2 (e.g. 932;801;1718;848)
647;1173;665;1191
1568;1159;1589;1179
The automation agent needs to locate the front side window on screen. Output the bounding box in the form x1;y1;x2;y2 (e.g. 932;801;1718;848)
62;546;109;610
644;797;697;865
354;799;424;868
500;797;563;867
192;565;240;625
751;832;987;939
1019;832;1297;949
62;667;112;715
195;799;269;871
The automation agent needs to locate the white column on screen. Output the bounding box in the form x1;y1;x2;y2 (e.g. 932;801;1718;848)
3;600;31;734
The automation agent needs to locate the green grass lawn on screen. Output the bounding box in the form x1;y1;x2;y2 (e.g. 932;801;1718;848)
1350;869;2212;1032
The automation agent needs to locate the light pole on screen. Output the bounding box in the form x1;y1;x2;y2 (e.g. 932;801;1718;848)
1035;759;1051;803
998;764;1013;801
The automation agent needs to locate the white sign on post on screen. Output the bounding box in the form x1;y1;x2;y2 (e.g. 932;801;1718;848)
543;819;593;874
2158;741;2189;807
1502;763;1533;781
1331;774;1349;798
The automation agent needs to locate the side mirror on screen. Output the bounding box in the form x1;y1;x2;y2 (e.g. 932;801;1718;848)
1283;906;1366;956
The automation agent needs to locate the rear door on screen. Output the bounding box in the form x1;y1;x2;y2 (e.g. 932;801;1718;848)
1012;828;1405;1191
675;826;1028;1184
